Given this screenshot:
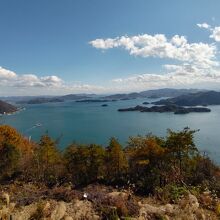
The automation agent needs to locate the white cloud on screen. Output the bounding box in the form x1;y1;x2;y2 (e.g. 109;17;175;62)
3;22;220;96
111;63;220;91
12;74;63;88
0;67;17;79
197;23;211;29
210;26;220;42
90;34;218;68
0;67;64;89
88;25;220;92
197;22;220;42
0;66;105;95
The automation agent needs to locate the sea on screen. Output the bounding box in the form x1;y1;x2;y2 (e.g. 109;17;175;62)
1;98;220;163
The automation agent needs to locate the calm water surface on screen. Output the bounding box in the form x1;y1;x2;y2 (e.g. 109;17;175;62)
2;98;220;162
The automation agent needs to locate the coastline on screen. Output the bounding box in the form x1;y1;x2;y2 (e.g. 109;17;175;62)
0;106;25;116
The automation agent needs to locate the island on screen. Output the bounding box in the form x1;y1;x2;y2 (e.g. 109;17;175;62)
0;100;18;114
118;104;211;114
101;104;108;107
76;99;117;103
143;102;149;105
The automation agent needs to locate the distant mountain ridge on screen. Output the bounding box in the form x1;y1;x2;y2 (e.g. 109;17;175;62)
16;94;93;104
0;100;17;114
153;91;220;106
0;88;210;105
104;88;205;100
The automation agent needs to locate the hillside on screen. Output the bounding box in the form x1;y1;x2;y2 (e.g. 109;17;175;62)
61;94;93;100
17;97;64;104
2;89;208;104
104;88;205;100
153;91;220;106
16;94;93;104
0;100;17;114
0;125;220;219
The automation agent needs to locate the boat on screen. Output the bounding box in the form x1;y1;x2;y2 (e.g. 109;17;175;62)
35;123;42;127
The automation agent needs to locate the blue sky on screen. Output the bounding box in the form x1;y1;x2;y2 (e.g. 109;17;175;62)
1;0;220;95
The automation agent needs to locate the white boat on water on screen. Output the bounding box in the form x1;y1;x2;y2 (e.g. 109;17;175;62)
35;123;42;127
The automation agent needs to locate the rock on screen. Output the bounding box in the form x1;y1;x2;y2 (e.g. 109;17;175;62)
139;202;174;216
9;202;16;212
2;192;10;206
51;201;67;220
12;203;38;220
195;209;206;220
43;201;51;217
138;203;167;220
179;194;199;212
64;216;73;220
164;204;174;214
108;191;128;199
66;200;99;220
0;205;8;219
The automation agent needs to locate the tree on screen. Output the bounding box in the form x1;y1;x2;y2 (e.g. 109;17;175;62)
87;144;105;182
127;135;165;193
165;127;199;183
34;134;63;185
105;138;128;184
64;144;105;186
0;125;34;180
0;143;20;180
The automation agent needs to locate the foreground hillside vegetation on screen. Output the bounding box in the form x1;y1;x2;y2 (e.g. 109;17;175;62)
1;125;220;219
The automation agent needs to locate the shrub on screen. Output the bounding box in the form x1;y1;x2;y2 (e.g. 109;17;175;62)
155;184;189;203
0;143;20;180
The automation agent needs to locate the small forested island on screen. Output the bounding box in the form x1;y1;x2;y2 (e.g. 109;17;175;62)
0;125;220;219
153;91;220;106
118;104;211;114
143;101;149;105
76;99;117;103
0;100;18;114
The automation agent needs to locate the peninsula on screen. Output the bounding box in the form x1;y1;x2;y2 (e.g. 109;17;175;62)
0;100;18;114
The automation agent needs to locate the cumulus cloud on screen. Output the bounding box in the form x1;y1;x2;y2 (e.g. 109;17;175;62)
197;23;211;29
0;66;106;95
0;67;17;79
88;25;220;92
197;22;220;42
210;26;220;42
0;67;64;88
90;34;218;68
111;63;220;91
13;74;63;88
3;22;220;95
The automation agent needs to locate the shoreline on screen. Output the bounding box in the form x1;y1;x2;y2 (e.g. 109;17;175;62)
0;106;25;116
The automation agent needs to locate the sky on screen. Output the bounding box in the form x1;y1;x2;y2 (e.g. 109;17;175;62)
1;0;220;96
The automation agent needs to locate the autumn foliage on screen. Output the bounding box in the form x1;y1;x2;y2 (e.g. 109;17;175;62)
0;125;219;196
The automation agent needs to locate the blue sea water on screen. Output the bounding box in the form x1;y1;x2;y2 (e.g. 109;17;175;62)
1;98;220;162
